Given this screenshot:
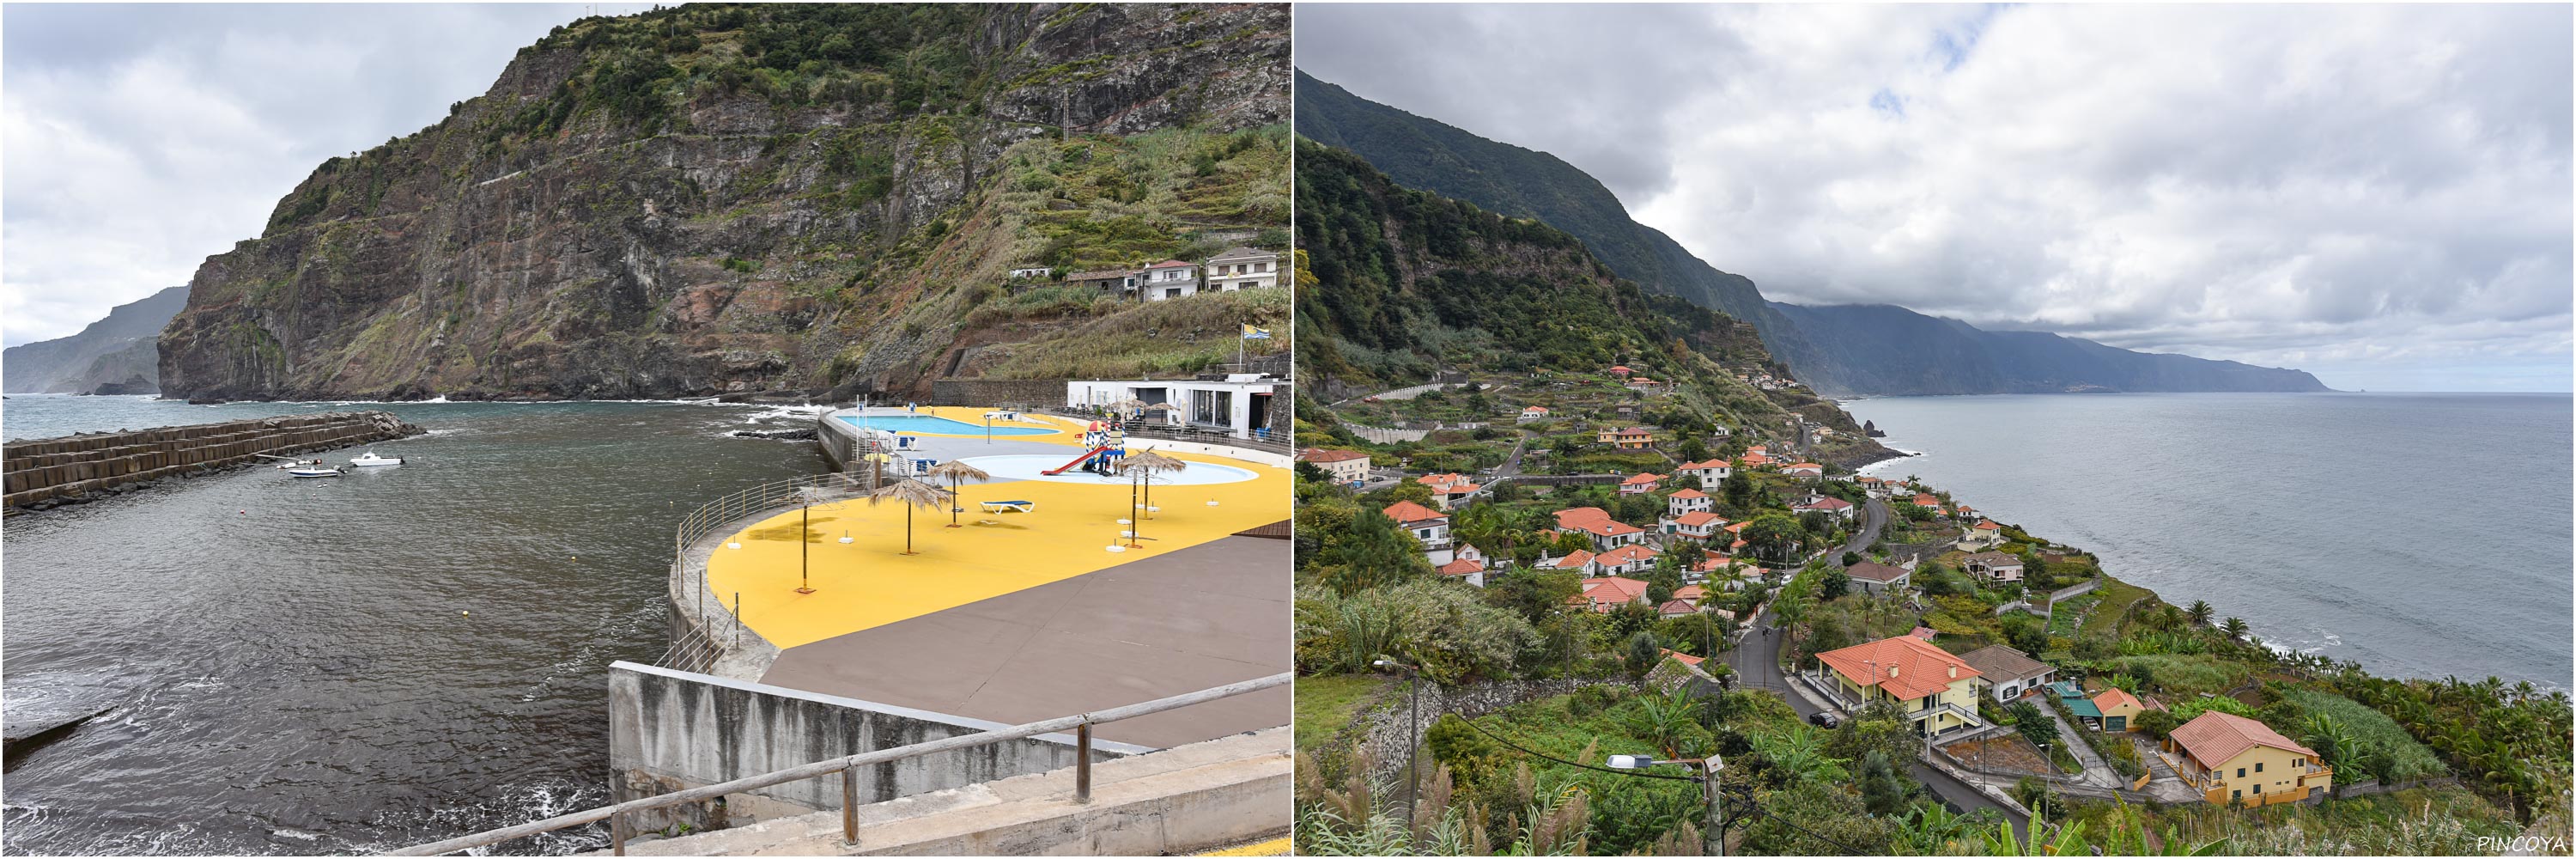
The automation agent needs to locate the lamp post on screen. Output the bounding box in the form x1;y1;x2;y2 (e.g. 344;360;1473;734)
1372;657;1424;836
1607;753;1726;856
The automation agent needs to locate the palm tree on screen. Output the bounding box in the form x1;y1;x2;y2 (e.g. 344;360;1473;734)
867;477;950;555
923;460;992;527
2221;617;2251;641
2186;600;2215;627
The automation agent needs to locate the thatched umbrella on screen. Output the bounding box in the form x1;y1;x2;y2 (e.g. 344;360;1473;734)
923;460;992;527
790;484;856;593
1119;449;1189;522
867;477;951;555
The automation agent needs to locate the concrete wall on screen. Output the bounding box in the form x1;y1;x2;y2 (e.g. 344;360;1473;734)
607;662;1150;833
3;411;422;510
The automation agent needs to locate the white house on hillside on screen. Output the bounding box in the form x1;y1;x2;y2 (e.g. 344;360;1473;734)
1140;259;1201;301
1202;247;1281;292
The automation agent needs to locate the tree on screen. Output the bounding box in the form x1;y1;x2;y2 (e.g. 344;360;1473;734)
2221;617;2251;640
2008;701;2059;747
1858;750;1906;816
2132;709;2181;739
2186;600;2215;627
1623;631;1662;680
1741;512;1807;562
1721;462;1756;509
1819;568;1850;601
1841;550;1862;567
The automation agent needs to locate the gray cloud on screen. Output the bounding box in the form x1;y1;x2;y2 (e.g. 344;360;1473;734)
1297;3;2573;391
2;3;653;347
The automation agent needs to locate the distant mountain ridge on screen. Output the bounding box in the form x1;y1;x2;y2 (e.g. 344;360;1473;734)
3;286;189;394
1294;70;2330;396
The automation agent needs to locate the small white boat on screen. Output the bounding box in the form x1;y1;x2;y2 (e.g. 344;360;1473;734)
349;452;404;467
288;466;344;478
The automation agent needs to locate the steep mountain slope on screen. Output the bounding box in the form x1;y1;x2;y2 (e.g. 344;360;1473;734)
1297;139;1893;462
3;286;189;394
1296;70;2330;397
1770;303;2330;394
158;3;1287;402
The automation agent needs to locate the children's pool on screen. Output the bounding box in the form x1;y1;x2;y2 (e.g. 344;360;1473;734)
836;414;1060;436
954;454;1262;485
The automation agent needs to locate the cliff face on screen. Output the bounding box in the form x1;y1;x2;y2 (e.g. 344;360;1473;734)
1295;70;2332;398
159;3;1288;402
3;286;188;394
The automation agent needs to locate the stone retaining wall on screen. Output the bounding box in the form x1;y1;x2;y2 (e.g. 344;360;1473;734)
3;411;423;511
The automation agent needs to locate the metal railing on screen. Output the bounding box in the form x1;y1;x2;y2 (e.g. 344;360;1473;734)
1027;406;1292;456
655;468;876;671
386;671;1291;856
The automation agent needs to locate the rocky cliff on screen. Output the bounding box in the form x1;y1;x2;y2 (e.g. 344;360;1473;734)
159;3;1288;402
3;286;188;394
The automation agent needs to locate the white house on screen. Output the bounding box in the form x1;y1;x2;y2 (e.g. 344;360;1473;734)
1543;549;1598;577
1792;495;1856;520
1959;520;2003;548
1958;645;2057;704
1618;472;1664;495
1518;405;1552;423
1554;508;1646;551
1595;543;1660;576
1663;510;1728;540
1067;376;1280;440
1962;551;2025;585
1382;501;1451;550
1676;458;1732;485
1782;462;1825;480
1666;488;1712;517
1299;448;1371;486
1007;266;1054;280
1438;557;1487;588
1202;247;1281;292
1139;259;1201;301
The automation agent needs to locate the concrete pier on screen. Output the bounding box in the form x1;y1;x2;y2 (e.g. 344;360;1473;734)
2;411;424;512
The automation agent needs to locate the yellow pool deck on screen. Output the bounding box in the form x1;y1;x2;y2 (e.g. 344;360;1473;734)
708;406;1290;649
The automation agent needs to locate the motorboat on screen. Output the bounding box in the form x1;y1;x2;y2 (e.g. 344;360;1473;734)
274;458;326;470
288;466;345;478
349;452;404;467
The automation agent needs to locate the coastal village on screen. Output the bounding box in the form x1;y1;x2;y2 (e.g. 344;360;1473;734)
1292;359;2567;854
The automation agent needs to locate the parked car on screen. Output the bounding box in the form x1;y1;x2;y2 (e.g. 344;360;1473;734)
1807;711;1840;728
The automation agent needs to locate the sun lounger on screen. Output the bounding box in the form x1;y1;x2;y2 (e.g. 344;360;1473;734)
979;500;1035;514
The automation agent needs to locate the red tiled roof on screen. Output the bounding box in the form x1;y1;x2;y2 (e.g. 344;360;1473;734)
1523;405;1550;414
1660;648;1705;667
1817;636;1982;702
1547;549;1596;570
1671;511;1726;527
1301;448;1370;463
1613;427;1654;437
1669;488;1708;499
1787;462;1822;471
2093;686;2145;712
1597;544;1660;565
1579;576;1650;606
2169;711;2318;766
1973;521;2002;531
1679;459;1730;471
1438;557;1485;576
1382;501;1445;525
1621;472;1665;485
1796;497;1854;511
1674;584;1707;601
1554;508;1643;537
1658;600;1697;615
1144;259;1195;269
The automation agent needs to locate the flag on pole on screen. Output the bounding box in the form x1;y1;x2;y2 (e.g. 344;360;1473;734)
1240;324;1273;339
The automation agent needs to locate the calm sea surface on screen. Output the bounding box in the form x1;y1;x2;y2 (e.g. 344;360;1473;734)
2;395;829;855
1844;393;2573;688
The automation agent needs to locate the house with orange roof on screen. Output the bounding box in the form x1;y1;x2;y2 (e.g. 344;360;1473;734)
1299;448;1372;486
1782;462;1824;480
1960;519;2003;549
1810;635;1987;737
1693;556;1762;588
1595;543;1660;576
1554;507;1647;550
1544;549;1599;576
1674;583;1708;604
1518;405;1552;423
1608;365;1634;377
2163;711;2332;806
1419;472;1484;510
1382;500;1451;550
1663;510;1729;540
1675;458;1733;485
2091;686;2156;732
1656;599;1698;618
1739;450;1771;468
1596;426;1656;449
1792;495;1855;520
1666;488;1712;517
1569;576;1651;612
1437;557;1488;588
1618;472;1665;495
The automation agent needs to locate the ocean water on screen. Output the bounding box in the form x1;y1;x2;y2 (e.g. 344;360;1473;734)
1844;392;2573;687
0;395;830;855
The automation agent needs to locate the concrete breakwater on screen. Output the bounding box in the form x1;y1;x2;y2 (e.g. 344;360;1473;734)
3;410;424;511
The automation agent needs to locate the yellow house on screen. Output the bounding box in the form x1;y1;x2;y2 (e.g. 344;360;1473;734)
1814;636;1985;737
2164;711;2332;807
1596;426;1656;449
2091;686;2153;732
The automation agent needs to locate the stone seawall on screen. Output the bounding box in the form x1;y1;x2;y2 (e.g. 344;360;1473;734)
3;411;424;511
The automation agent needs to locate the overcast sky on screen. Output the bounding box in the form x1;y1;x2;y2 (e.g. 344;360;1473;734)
2;3;651;348
1298;3;2574;393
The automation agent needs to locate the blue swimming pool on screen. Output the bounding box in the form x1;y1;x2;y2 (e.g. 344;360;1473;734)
836;414;1060;436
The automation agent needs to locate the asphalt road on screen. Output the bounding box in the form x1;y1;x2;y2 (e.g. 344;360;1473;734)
1826;498;1889;567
